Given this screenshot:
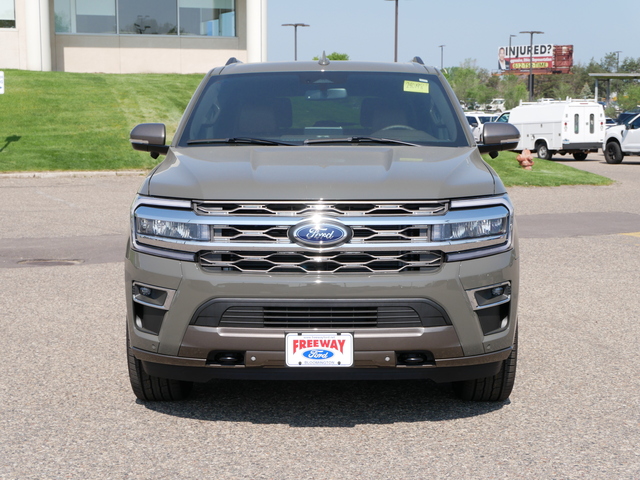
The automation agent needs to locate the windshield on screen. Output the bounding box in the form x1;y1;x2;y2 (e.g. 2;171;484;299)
178;71;469;147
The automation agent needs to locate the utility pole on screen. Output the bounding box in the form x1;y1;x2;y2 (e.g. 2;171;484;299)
520;30;544;101
385;0;399;62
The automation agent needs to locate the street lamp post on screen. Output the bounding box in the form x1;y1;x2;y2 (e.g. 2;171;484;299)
438;45;445;70
508;34;516;69
613;50;622;106
520;30;544;101
281;23;309;61
385;0;399;62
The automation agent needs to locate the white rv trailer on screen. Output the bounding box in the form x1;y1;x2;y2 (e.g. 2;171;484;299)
496;99;606;160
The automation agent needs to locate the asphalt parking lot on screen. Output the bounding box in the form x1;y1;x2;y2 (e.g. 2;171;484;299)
1;153;639;479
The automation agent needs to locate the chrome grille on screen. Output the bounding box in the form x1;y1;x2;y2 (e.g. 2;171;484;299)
199;250;442;273
194;200;448;217
212;225;429;243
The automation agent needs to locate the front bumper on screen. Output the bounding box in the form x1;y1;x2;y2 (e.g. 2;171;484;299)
126;245;518;382
133;345;512;383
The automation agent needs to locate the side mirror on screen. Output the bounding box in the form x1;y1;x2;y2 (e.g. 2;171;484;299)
478;122;520;156
130;123;169;159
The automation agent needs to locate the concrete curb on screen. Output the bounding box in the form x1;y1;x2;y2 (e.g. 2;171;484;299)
0;170;149;179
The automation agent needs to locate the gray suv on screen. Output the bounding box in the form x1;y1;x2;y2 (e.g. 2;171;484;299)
126;56;521;402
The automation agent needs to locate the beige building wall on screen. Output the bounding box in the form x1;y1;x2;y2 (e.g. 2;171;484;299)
53;33;246;74
1;0;256;74
0;29;23;69
0;0;29;69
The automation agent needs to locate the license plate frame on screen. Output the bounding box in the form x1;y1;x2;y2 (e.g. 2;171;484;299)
285;332;353;367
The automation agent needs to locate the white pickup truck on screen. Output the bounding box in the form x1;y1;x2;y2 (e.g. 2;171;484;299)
604;113;640;164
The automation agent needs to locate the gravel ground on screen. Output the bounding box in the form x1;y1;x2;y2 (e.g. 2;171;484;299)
1;154;638;479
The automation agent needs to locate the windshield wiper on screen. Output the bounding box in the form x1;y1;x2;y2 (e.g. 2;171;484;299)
304;136;418;146
187;137;294;146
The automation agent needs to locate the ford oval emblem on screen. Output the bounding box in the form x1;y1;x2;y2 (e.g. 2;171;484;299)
289;218;352;248
303;349;334;360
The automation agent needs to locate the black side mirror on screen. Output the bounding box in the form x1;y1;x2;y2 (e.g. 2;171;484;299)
130;123;169;159
478;122;520;155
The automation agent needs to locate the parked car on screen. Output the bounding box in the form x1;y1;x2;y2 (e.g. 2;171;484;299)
496;99;605;160
126;56;521;403
603;113;640;164
616;110;640;125
466;113;498;142
485;98;505;113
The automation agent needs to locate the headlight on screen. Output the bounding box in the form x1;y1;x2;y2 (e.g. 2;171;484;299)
432;217;508;242
135;217;210;241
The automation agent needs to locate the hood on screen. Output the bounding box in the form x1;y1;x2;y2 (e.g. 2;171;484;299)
144;145;500;201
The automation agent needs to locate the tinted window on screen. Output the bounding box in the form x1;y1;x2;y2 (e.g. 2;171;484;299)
179;71;469;147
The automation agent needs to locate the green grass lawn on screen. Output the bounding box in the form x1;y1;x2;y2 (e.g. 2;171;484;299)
483;151;612;187
0;69;612;186
0;69;202;171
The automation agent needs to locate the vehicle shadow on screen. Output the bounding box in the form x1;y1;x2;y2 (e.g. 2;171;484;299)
0;135;21;153
141;379;508;427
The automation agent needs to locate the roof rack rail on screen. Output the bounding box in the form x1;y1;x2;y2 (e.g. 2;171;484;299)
225;57;242;66
412;56;424;65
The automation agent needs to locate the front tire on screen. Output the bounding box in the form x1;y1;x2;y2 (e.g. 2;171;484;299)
452;329;518;402
127;331;193;401
536;141;553;160
604;142;624;164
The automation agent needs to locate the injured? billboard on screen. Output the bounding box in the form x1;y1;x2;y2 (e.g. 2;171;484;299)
498;44;554;71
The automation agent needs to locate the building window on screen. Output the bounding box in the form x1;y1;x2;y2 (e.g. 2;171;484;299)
118;0;177;34
0;0;15;28
54;0;235;36
179;0;235;36
55;0;116;34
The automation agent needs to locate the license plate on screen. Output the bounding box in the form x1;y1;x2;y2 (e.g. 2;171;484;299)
285;333;353;367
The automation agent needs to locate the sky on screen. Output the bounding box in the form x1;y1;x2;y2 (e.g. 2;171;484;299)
266;0;639;72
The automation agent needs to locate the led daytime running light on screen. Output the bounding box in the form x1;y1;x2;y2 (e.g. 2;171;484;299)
432;217;507;242
136;217;211;241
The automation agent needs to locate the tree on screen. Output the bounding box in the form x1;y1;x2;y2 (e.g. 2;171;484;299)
620;57;640;73
600;52;619;72
447;59;498;107
618;84;640;111
313;52;349;61
500;75;528;109
578;82;592;99
551;81;574;101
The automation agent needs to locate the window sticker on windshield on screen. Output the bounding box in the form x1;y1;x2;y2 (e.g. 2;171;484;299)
404;80;429;94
